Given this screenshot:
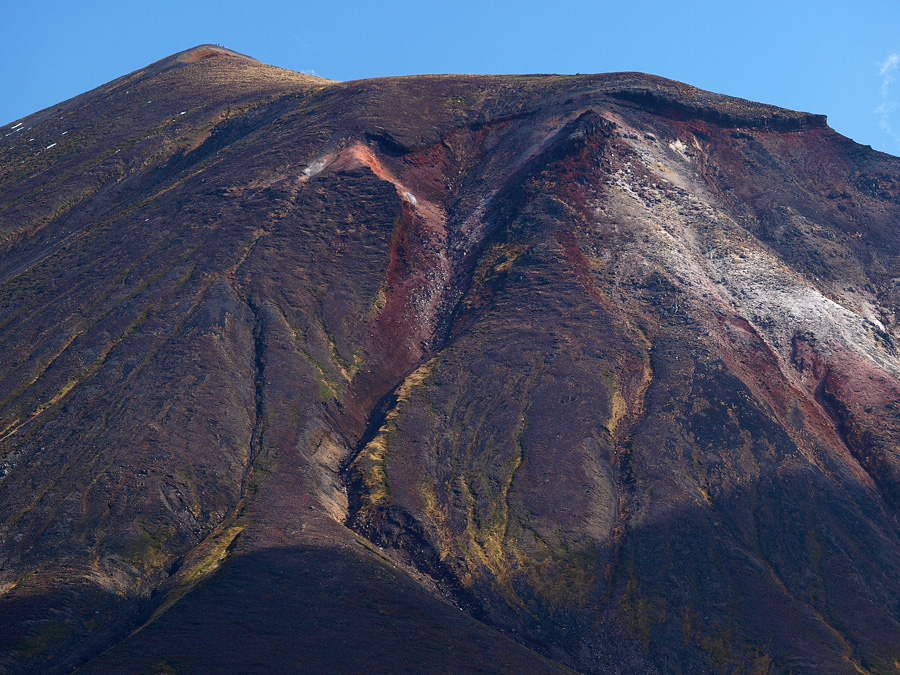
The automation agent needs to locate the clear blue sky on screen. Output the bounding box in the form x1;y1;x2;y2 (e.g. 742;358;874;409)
3;1;900;156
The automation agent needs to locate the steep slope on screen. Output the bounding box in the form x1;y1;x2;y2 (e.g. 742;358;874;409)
1;46;899;674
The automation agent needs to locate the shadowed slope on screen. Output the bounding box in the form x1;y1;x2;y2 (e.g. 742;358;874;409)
78;544;573;675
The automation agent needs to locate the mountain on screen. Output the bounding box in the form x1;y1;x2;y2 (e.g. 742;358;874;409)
1;45;900;674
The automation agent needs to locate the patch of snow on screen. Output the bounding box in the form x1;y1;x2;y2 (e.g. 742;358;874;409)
404;191;418;206
45;143;56;149
11;122;23;129
180;111;186;115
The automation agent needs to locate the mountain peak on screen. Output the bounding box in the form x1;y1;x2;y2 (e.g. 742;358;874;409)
174;43;259;64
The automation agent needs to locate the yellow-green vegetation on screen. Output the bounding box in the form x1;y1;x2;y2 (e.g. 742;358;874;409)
0;328;84;411
333;347;362;382
36;183;102;230
420;480;455;562
609;389;627;436
617;576;667;651
295;341;340;402
13;619;72;660
699;628;773;674
426;464;598;611
424;398;599;610
312;359;340;401
143;523;246;627
445;94;471;110
287;314;361;401
3;251;200;441
177;470;203;519
0;225;37;246
415;375;601;611
354;359;439;511
396;359;438;400
697;475;713;506
271;305;343;402
357;433;393;509
454;462;528;609
318;318;361;382
180;523;245;585
28;299;160;420
680;607;775;674
124;521;177;569
681;606;696;645
600;367;628;438
520;539;598;609
369;286;387;320
461;410;527;602
460;242;529;313
806;526;824;568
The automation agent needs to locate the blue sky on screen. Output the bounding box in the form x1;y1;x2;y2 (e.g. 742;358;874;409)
3;1;900;155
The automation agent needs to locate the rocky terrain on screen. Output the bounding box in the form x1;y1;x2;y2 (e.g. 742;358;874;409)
1;45;899;674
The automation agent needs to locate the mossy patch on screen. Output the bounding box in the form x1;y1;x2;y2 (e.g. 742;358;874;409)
356;433;393;509
142;522;246;628
460;242;530;314
124;521;177;569
600;366;628;437
517;533;599;609
301;350;340;401
13;619;72;660
353;359;440;512
617;575;667;651
698;627;773;675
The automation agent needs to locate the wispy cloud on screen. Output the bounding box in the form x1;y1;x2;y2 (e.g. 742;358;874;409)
878;53;900;148
881;53;899;96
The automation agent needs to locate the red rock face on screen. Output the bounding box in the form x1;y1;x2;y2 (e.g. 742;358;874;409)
1;48;899;674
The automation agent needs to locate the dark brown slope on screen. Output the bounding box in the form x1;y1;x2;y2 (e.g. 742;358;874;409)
0;47;574;675
0;46;899;674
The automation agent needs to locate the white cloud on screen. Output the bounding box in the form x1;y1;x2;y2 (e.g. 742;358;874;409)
877;101;897;134
878;53;900;148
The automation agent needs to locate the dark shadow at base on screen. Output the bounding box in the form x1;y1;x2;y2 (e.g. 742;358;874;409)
68;544;570;675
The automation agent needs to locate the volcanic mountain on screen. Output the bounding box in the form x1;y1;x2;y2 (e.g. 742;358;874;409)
2;45;900;674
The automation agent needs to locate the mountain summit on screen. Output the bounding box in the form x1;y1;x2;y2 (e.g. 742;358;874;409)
2;47;900;674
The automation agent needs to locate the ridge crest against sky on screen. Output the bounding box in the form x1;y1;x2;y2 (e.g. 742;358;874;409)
2;0;900;155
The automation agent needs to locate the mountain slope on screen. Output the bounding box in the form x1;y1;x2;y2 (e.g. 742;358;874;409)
1;46;899;674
